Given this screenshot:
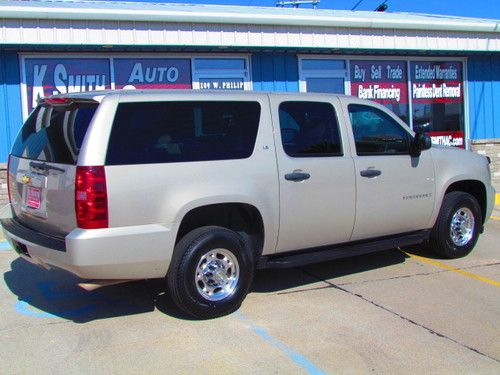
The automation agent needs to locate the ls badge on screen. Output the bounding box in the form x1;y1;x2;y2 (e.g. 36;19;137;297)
21;175;31;185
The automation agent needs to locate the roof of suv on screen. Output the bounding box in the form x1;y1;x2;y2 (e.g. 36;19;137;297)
43;89;354;102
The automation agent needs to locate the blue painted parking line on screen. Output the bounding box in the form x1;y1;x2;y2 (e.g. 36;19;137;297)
0;241;12;251
235;312;327;375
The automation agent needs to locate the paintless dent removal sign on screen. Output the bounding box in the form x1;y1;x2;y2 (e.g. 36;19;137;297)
411;61;463;103
24;58;111;112
350;61;408;104
113;58;192;90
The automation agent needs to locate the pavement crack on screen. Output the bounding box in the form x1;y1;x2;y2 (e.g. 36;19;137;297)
463;262;500;270
300;267;500;364
276;284;333;295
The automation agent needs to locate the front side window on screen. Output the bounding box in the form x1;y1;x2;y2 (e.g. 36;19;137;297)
106;101;261;165
279;101;342;157
348;104;410;156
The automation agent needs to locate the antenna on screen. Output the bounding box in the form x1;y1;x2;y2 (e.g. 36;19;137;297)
374;1;388;12
276;0;320;9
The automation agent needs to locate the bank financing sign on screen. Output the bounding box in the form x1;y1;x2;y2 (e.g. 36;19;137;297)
23;57;192;113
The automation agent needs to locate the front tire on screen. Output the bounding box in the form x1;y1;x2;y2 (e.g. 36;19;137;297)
167;226;254;319
429;191;482;258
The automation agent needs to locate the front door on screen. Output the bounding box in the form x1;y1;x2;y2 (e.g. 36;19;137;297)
345;103;435;241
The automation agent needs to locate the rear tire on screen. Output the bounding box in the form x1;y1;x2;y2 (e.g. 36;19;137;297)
429;191;482;258
167;226;254;319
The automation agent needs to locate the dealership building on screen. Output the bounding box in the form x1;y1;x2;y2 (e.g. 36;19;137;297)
0;0;499;205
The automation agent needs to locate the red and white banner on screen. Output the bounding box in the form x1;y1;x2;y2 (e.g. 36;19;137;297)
350;60;408;105
411;62;463;104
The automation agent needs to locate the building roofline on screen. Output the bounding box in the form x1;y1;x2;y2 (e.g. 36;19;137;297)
1;0;499;33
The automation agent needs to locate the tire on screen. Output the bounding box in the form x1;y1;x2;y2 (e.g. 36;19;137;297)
167;226;254;319
429;191;482;258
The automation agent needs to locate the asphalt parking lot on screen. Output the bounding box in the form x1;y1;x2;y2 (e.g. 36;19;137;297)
1;212;499;374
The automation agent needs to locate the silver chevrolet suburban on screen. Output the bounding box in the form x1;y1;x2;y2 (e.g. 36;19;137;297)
1;90;495;319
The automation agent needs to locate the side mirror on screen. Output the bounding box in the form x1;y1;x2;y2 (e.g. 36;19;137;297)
410;133;432;157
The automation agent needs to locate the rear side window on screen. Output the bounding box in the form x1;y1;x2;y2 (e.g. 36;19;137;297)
106;101;261;165
11;103;98;165
279;101;342;157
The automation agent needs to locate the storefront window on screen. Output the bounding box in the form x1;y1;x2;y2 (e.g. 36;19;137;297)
300;59;346;94
349;60;409;124
410;61;464;148
21;55;252;117
193;58;249;91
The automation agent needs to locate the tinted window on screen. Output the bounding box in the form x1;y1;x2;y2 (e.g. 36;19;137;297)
11;103;98;164
348;104;410;155
106;101;261;165
279;101;342;157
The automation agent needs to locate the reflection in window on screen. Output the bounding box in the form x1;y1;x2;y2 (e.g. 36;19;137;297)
348;104;410;156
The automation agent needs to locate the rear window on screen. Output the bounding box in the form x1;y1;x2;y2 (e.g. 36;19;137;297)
11;102;98;165
106;101;261;165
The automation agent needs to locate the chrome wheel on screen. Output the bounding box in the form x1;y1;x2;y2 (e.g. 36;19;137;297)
195;248;240;301
450;207;475;247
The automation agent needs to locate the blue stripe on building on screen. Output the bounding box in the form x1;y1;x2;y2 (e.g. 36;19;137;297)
0;51;23;162
468;55;500;140
251;53;299;92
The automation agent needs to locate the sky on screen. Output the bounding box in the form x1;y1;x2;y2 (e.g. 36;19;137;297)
87;0;500;20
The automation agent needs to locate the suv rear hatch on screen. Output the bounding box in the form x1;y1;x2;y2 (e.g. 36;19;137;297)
8;98;99;238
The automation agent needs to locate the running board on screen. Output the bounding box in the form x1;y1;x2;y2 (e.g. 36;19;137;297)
78;279;135;291
258;230;431;269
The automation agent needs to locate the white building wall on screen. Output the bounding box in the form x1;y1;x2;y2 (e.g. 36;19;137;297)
2;18;499;52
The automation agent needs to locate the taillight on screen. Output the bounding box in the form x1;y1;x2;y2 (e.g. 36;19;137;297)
44;97;72;106
75;166;108;229
7;155;12;203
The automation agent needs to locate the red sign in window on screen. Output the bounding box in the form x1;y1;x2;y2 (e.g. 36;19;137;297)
350;60;409;123
428;131;465;149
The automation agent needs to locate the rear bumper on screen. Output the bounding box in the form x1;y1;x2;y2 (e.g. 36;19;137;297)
1;211;177;280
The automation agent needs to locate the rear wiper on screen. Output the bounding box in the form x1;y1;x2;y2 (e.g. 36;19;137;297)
29;161;65;173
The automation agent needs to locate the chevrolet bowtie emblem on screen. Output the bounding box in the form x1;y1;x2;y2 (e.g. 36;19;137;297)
21;175;31;184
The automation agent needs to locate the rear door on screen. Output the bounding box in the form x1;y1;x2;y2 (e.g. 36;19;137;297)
8;99;98;237
271;97;356;253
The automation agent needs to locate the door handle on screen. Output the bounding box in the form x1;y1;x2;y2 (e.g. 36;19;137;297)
360;169;381;178
285;172;311;182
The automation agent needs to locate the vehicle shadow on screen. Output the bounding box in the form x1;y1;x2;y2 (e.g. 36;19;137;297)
3;258;191;322
252;248;409;293
4;248;409;322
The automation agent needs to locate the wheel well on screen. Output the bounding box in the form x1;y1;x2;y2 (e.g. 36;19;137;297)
445;180;487;223
176;203;265;257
